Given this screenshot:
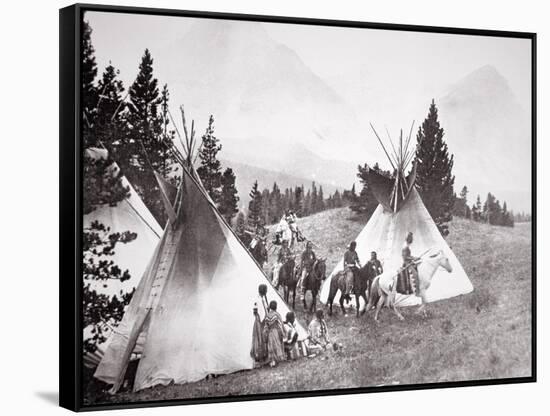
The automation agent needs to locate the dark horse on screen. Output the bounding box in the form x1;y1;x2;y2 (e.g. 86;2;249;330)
250;238;268;268
327;266;372;316
301;259;327;312
278;258;298;310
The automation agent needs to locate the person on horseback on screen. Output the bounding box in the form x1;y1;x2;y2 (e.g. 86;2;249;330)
249;225;268;267
398;232;420;294
298;241;317;301
365;251;383;280
272;240;292;288
275;214;292;246
286;210;300;246
343;241;362;296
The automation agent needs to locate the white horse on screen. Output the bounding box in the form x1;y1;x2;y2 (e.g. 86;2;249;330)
366;249;453;321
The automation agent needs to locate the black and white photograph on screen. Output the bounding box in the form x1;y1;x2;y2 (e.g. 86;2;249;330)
69;5;534;410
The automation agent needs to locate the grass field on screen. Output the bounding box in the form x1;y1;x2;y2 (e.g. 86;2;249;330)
84;208;532;405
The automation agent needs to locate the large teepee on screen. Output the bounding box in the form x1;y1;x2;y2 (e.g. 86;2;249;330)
320;124;473;307
94;111;306;392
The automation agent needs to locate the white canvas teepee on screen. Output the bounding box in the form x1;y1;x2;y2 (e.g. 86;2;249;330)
94;160;307;392
320;125;473;308
83;148;162;297
320;188;474;307
83;148;163;368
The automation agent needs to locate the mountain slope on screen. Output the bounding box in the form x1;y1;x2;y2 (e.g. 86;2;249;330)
157;19;366;164
221;158;341;209
439;65;531;212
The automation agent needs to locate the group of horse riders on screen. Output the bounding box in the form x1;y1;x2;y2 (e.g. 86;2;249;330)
248;209;421;314
343;232;420;297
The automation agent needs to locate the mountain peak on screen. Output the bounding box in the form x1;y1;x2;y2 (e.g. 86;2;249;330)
443;65;515;104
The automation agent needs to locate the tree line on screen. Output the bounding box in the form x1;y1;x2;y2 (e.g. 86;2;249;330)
234;180;347;243
453;186;515;227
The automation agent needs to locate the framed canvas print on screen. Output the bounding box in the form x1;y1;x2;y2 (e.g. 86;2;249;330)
59;3;537;412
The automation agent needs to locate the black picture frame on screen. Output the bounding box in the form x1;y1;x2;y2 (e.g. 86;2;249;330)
59;3;537;412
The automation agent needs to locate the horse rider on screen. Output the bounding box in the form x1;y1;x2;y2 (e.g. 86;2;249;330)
249;225;266;250
365;251;383;279
286;210;304;246
343;241;362;295
399;232;420;294
298;241;317;301
275;214;292;247
273;239;292;288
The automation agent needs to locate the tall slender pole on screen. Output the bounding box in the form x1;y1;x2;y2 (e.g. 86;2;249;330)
385;126;399;166
404;120;415;157
370;123;396;171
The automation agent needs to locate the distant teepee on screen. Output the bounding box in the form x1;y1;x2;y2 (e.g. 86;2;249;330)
320;123;473;308
94;107;307;392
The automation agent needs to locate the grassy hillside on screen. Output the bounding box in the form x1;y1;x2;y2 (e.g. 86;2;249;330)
85;208;532;404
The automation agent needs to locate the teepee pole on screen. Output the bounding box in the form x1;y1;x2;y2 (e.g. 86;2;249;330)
404;120;415;157
385;126;399;167
370;123;396;171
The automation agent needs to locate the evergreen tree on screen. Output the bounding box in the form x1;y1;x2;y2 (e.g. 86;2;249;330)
295;186;304;216
127;49;163;146
311;182;318;214
453;185;470;219
351;162;385;218
82;20;99;146
502;201;514;227
269;182;283;223
471;194;482;222
119;49;172;226
304;189;312;216
234;212;248;244
415;99;455;236
219;168;239;225
247;181;264;229
196;115;223;204
93;63;126;149
332;190;343;207
317;185;325;212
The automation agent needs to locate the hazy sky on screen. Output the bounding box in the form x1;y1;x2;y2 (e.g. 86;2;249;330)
86;10;531;121
85;11;532;211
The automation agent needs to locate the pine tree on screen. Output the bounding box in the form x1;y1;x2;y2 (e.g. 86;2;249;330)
234;211;248;244
269;182;283;223
502;201;514;227
332;190;343;207
118;49;172;226
127;49;163;145
247;181;264;229
317;185;325;212
219;168;239;225
295;186;304;216
93;63;126;149
304;189;312;216
158;84;176;177
196;115;223;204
415;99;455;236
351;163;385;218
472;195;482;221
82;20;99;146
